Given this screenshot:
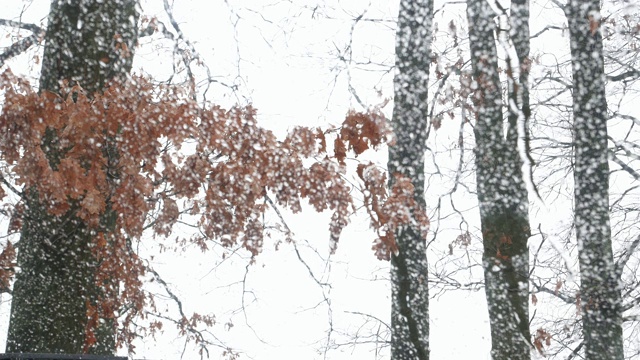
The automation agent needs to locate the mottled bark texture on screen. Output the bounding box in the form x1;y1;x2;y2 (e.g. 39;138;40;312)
466;0;531;358
567;1;624;359
388;0;433;359
7;0;138;354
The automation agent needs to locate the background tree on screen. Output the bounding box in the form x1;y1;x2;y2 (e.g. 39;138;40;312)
505;1;640;358
6;0;138;354
567;0;624;358
466;0;532;357
387;0;433;359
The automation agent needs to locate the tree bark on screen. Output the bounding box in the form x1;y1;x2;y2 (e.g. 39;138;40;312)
6;0;138;354
567;0;624;358
466;0;531;358
388;0;433;359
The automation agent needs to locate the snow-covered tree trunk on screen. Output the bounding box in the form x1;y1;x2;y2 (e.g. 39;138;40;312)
6;0;138;354
388;0;433;359
567;1;624;358
466;0;531;358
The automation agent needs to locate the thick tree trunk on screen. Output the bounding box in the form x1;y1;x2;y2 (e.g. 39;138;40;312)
6;0;138;354
567;1;624;359
388;0;433;359
466;0;531;358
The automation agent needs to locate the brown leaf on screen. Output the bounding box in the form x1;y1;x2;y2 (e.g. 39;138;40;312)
532;328;552;355
334;138;347;165
316;128;327;153
554;279;563;295
0;241;16;290
431;115;442;130
8;203;23;233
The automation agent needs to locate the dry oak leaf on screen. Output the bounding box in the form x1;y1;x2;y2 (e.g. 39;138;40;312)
0;241;16;290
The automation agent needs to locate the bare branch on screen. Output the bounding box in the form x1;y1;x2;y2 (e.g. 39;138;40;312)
0;19;45;67
0;19;43;33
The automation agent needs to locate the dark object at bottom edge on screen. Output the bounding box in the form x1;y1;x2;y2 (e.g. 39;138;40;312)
0;354;127;360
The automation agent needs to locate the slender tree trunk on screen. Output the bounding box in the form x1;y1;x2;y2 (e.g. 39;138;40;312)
6;0;138;354
567;1;624;358
388;0;433;359
466;0;531;358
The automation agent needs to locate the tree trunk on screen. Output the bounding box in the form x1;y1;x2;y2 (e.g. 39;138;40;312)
466;0;531;358
388;0;433;359
567;1;624;358
6;0;138;354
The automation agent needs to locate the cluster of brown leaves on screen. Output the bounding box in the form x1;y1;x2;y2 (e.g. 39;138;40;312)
448;231;471;255
533;328;552;355
357;163;430;260
0;241;15;291
83;300;101;353
0;70;428;350
335;111;390;164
